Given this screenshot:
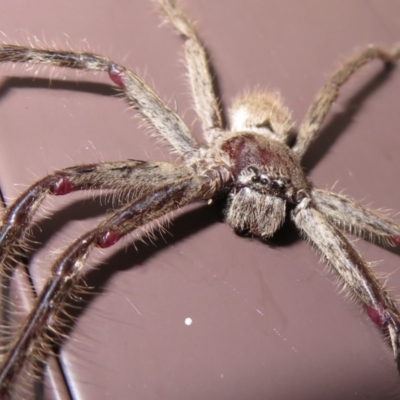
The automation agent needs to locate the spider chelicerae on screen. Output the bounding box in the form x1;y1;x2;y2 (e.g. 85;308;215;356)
0;0;400;398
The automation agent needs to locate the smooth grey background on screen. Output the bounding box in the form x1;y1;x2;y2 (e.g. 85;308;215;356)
0;1;399;399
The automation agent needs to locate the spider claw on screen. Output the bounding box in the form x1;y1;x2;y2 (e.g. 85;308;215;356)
366;304;390;327
97;230;121;248
391;235;400;246
49;177;74;195
108;63;125;88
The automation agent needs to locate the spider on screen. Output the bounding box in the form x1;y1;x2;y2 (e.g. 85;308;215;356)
0;0;400;399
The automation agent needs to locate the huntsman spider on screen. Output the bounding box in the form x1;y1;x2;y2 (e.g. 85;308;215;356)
0;1;399;399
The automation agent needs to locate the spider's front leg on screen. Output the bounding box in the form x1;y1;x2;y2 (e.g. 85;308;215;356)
0;167;223;395
292;198;400;373
0;161;201;393
0;161;192;271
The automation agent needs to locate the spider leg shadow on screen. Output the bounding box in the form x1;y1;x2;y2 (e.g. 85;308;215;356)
302;64;396;173
0;76;118;210
0;76;117;103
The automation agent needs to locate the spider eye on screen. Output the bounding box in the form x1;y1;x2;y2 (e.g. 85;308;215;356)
260;178;268;185
251;175;260;183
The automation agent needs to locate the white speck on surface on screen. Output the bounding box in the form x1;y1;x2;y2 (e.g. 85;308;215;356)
273;328;287;342
185;317;193;326
273;328;299;353
125;296;142;316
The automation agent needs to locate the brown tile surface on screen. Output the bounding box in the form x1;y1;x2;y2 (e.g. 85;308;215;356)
0;1;399;399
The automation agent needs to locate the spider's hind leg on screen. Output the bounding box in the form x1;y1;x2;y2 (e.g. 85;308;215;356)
293;45;400;158
156;0;224;142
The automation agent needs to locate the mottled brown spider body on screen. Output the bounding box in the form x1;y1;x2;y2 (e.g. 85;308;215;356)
0;1;399;399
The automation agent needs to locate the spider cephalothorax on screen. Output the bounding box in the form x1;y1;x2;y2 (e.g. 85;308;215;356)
220;130;309;238
0;0;399;398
